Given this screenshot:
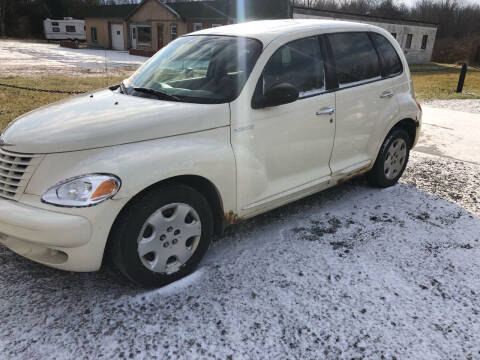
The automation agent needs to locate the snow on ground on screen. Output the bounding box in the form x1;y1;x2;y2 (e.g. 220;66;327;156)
423;99;480;114
0;152;479;360
0;40;146;76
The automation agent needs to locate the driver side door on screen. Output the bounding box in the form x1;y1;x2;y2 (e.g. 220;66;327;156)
231;36;336;216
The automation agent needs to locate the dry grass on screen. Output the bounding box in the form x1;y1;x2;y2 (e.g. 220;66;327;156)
1;63;479;131
411;62;480;101
0;75;127;130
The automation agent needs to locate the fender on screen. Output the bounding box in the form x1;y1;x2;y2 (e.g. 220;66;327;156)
25;127;237;215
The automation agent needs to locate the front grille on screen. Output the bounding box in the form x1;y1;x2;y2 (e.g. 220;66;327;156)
0;148;42;200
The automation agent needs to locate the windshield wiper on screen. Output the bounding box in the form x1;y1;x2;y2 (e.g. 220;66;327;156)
133;87;181;102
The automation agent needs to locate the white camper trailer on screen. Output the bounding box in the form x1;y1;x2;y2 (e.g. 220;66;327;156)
43;18;86;41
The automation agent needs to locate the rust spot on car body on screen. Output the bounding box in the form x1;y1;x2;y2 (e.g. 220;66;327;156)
335;167;371;185
224;211;242;225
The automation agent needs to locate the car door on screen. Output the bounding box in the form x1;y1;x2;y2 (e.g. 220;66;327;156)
327;32;400;175
230;36;336;216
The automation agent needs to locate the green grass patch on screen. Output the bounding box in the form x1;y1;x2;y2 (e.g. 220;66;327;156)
0;75;127;130
1;65;479;131
411;62;480;101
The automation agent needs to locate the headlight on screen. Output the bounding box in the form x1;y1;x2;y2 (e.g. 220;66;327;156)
42;174;121;207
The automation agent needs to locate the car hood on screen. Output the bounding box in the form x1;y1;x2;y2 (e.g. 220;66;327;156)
2;89;230;154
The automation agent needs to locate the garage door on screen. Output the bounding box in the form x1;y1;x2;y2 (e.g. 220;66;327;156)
111;24;124;51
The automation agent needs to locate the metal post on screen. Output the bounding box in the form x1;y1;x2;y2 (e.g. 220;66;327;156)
456;62;468;93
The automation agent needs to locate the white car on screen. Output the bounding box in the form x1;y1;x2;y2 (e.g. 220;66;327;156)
0;20;421;287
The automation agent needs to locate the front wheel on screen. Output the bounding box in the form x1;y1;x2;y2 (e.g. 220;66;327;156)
110;184;213;287
368;128;410;188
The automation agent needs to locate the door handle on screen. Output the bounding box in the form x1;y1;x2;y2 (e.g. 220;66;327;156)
316;107;335;116
380;90;394;99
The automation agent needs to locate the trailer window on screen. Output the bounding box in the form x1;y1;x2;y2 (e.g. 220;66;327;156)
66;25;76;33
52;22;59;26
52;27;60;33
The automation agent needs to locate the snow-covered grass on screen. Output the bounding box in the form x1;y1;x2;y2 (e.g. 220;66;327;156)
0;40;145;76
0;153;479;359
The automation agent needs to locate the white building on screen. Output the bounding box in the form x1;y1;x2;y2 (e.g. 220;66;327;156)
292;7;438;64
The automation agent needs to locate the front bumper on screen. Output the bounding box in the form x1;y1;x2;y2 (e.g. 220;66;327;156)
0;195;128;271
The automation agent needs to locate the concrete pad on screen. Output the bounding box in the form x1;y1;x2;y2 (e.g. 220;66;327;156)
414;105;480;165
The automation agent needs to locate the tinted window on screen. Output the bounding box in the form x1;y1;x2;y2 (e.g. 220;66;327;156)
370;33;403;77
328;32;380;86
262;37;324;97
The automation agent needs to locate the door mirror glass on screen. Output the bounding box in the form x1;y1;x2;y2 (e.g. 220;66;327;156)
253;82;299;108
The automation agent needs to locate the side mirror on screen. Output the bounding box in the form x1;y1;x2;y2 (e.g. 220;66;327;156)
252;83;299;109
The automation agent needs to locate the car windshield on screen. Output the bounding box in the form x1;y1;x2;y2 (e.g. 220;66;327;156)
125;35;263;104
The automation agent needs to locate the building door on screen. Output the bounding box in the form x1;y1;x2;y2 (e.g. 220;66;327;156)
111;24;124;50
157;24;164;50
130;26;137;49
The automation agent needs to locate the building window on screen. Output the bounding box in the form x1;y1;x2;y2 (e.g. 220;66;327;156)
405;34;413;49
193;23;202;32
391;33;397;39
170;23;177;41
421;35;428;49
66;25;76;33
212;24;222;28
91;27;97;42
137;26;152;45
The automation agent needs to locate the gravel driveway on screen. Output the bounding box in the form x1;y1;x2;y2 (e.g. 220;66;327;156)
0;152;478;360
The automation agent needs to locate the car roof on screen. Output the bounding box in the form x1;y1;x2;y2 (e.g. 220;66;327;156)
190;19;373;45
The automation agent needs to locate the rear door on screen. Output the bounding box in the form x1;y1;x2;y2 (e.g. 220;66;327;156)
327;32;399;175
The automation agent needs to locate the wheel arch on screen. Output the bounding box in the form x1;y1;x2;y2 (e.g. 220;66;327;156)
390;118;418;149
103;175;227;265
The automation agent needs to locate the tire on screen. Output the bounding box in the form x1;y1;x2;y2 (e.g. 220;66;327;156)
368;128;410;188
110;184;213;287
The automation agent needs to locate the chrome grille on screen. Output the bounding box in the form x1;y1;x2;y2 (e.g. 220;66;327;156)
0;148;42;200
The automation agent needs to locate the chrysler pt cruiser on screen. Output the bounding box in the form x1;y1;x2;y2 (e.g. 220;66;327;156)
0;20;421;286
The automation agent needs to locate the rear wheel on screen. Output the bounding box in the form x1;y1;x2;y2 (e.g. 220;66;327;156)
110;184;213;287
368;128;410;188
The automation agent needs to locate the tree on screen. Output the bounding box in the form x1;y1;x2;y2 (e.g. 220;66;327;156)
0;0;12;37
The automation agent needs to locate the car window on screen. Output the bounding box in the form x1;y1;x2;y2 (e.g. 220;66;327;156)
328;32;381;87
127;36;262;104
370;33;403;77
262;37;325;97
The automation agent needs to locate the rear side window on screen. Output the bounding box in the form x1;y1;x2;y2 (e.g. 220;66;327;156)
262;37;325;97
370;33;403;77
328;32;380;86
